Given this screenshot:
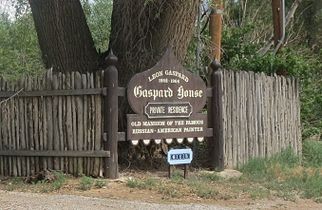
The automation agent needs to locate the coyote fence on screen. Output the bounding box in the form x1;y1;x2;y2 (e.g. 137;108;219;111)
0;65;302;176
211;69;302;169
0;70;108;177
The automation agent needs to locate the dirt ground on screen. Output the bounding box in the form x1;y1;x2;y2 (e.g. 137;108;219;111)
1;171;322;210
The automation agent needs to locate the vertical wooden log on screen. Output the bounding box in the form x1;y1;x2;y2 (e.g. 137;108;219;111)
94;72;102;177
32;77;39;173
235;72;241;166
11;81;18;176
281;76;286;151
1;79;7;176
231;71;237;167
71;72;78;175
255;73;261;158
38;77;44;172
0;77;4;176
290;78;295;152
277;76;282;153
52;74;60;170
2;80;9;176
241;72;246;164
34;77;42;173
296;79;302;156
9;81;17;176
264;75;269;157
104;52;119;179
26;76;33;175
226;71;233;168
81;73;88;175
1;80;5;175
87;72;94;176
46;70;54;171
41;73;48;172
288;78;292;150
221;70;227;168
57;73;64;171
262;73;267;157
60;73;67;172
210;61;224;170
268;76;274;157
65;72;74;174
247;72;254;160
75;72;84;176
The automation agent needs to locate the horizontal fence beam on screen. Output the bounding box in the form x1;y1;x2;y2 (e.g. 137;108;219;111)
0;88;107;98
0;150;110;157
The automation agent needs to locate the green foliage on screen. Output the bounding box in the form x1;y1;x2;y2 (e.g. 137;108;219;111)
51;171;66;190
82;0;113;52
79;176;94;191
199;172;221;182
0;9;43;79
302;140;322;167
126;177;157;190
244;186;271;200
241;148;322;199
241;147;300;179
190;181;219;199
94;179;107;188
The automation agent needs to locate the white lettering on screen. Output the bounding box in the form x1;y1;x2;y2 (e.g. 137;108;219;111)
148;70;163;82
157;127;182;133
133;86;173;100
168;106;188;114
164;70;189;82
177;86;203;99
183;127;203;132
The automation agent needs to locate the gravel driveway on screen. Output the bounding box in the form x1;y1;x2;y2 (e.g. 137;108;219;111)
0;190;232;210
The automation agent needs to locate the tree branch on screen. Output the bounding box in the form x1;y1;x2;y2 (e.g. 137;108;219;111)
0;88;24;106
257;0;303;55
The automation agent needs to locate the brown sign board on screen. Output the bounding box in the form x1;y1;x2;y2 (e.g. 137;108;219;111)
126;48;208;140
127;49;207;115
127;113;212;140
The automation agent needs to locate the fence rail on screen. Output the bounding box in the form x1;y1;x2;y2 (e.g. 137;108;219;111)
212;70;302;168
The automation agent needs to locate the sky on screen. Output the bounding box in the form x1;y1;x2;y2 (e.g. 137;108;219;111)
0;0;15;20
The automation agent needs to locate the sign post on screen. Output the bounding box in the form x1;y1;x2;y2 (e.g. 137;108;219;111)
126;49;209;177
167;148;193;179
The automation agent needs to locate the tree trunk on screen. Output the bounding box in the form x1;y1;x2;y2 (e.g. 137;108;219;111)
110;0;199;86
28;0;99;72
303;0;322;52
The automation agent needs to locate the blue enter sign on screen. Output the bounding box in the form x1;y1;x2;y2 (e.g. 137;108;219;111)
167;148;193;165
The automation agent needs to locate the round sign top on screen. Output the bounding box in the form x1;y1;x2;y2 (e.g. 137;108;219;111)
127;49;207;116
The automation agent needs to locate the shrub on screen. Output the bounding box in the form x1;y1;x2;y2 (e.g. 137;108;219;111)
79;176;94;191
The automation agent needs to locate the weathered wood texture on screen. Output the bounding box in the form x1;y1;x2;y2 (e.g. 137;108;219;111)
0;70;104;177
212;70;302;169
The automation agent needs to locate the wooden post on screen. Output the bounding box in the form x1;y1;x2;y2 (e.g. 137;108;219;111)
272;0;283;46
183;165;188;179
209;0;223;63
208;60;224;171
103;51;119;179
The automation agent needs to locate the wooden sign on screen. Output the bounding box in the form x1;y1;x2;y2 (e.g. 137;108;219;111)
127;49;207;115
127;49;208;141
